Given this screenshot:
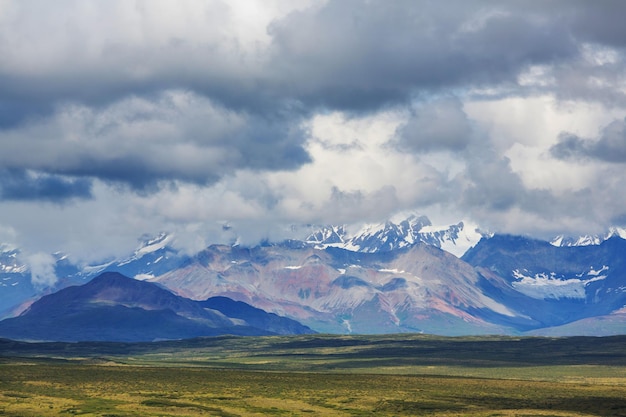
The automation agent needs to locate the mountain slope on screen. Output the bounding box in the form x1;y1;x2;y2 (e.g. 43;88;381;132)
201;296;312;335
0;272;313;342
0;216;482;317
463;235;626;331
3;223;626;338
0;245;37;317
152;243;517;335
83;233;189;280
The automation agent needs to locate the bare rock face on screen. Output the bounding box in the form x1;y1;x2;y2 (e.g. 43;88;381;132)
153;243;515;335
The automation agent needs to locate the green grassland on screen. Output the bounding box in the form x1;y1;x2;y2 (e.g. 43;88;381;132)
1;334;626;416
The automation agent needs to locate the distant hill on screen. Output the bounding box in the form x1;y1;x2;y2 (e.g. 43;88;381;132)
0;272;313;342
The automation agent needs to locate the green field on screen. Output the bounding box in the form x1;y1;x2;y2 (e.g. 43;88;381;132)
1;334;626;416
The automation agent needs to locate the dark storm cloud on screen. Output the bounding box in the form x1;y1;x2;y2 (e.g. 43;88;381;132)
551;118;626;163
567;0;626;47
0;169;92;202
266;0;578;110
392;98;473;153
1;0;626;201
0;0;593;118
0;92;310;192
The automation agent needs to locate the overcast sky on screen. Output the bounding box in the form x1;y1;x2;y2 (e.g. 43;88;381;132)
2;0;626;269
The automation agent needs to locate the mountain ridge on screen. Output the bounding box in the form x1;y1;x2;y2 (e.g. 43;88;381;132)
0;272;313;342
304;214;486;257
2;216;626;337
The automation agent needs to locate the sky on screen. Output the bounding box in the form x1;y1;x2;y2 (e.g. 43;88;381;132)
2;0;626;270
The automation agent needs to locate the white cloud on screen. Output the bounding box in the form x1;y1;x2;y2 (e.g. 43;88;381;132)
25;252;57;288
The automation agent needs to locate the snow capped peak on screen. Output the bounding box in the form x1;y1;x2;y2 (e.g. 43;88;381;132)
0;244;28;275
135;232;173;257
116;233;174;267
550;227;626;247
305;225;347;245
345;215;432;252
609;227;626;240
550;235;564;247
304;214;485;256
421;221;487;257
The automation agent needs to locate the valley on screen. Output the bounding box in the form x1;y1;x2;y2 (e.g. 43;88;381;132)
1;334;626;416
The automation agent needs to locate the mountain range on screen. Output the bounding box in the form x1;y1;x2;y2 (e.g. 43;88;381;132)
0;272;313;342
1;214;626;339
304;214;486;256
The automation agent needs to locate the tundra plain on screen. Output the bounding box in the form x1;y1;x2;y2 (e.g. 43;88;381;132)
1;334;626;416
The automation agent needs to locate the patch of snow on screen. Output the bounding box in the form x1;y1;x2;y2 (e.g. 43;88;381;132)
477;294;519;317
118;233;174;266
82;262;113;275
550;235;564;247
284;265;302;270
576;235;602;246
588;265;609;276
0;264;27;274
438;222;484;257
136;233;173;256
511;270;607;300
613;227;626;239
378;268;407;274
134;273;155;281
341;242;361;252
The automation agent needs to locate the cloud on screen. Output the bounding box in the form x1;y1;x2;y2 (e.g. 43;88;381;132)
2;0;626;263
551;118;626;163
0;0;590;122
0;91;310;192
0;169;92;202
266;0;579;110
25;252;58;288
392;98;473;153
567;0;626;47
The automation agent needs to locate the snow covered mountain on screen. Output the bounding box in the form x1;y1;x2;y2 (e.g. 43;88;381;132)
551;227;626;247
142;233;626;336
305;215;486;257
3;219;626;337
462;234;626;334
0;233;189;318
0;245;84;317
88;232;188;281
0;244;27;276
0;245;34;316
